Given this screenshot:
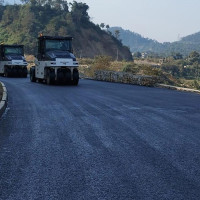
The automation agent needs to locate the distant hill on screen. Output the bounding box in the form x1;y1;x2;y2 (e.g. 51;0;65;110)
0;3;132;61
168;32;200;55
109;27;200;56
181;32;200;43
108;27;164;53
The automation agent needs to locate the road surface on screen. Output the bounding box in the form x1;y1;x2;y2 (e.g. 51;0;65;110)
0;77;200;200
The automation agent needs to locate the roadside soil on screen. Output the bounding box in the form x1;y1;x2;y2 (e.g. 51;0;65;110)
134;59;160;66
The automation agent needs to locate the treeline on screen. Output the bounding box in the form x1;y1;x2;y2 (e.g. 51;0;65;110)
0;1;89;53
0;1;132;60
160;51;200;80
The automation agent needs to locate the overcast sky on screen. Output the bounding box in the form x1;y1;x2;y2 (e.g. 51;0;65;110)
5;0;200;43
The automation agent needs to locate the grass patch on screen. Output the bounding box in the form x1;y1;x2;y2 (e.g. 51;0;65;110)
178;79;200;90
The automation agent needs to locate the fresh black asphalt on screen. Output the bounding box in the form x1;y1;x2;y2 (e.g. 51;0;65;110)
0;77;200;200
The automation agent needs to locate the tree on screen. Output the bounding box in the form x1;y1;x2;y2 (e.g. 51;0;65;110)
189;51;200;63
62;0;68;11
106;24;110;30
172;52;183;60
30;0;37;6
100;23;105;29
189;51;200;58
114;29;120;39
134;52;142;58
70;1;89;23
52;0;68;11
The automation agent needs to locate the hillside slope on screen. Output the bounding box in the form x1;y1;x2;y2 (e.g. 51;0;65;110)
0;3;132;60
168;32;200;55
109;27;163;53
109;26;200;56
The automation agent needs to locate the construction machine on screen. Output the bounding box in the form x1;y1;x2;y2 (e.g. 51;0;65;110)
30;35;79;85
0;44;28;77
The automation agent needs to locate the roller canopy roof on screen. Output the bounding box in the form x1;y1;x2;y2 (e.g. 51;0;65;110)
38;36;73;40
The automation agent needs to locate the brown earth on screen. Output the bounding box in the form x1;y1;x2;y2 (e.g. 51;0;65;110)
72;28;133;60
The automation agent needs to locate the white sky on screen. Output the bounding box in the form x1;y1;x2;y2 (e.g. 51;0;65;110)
5;0;200;43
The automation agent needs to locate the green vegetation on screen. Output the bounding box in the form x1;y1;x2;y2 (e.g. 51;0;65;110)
0;1;132;60
78;55;112;77
79;52;200;90
93;55;112;70
1;1;198;89
161;51;200;80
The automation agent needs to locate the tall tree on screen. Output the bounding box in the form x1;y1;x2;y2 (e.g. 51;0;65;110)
106;24;110;30
100;23;105;29
114;29;120;39
70;1;89;23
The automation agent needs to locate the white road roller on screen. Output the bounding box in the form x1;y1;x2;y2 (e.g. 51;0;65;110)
30;35;79;85
0;44;28;77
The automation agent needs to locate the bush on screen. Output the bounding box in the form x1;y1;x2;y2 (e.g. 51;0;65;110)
93;55;112;70
79;56;112;78
161;64;181;77
123;63;161;76
123;63;139;74
193;80;200;89
140;65;161;76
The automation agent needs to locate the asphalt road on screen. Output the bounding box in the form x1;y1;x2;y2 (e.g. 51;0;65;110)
0;77;200;200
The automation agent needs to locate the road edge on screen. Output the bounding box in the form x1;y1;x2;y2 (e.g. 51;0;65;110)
0;81;8;118
156;84;200;94
82;77;200;94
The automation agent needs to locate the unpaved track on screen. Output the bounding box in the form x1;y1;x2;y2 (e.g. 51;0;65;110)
0;77;200;200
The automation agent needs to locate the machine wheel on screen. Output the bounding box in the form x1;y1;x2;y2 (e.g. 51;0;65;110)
73;78;79;86
46;69;55;85
4;70;10;77
37;78;43;83
73;69;79;86
4;71;8;77
23;69;28;78
46;73;51;85
4;67;9;77
30;67;36;82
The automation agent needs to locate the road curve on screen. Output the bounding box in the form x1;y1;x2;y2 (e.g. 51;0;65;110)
0;77;200;200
